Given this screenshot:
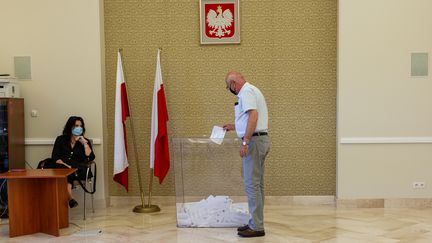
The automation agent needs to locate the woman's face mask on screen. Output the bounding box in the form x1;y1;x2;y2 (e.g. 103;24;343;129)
72;126;83;136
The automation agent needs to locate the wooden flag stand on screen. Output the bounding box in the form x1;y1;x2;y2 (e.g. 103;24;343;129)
119;48;160;214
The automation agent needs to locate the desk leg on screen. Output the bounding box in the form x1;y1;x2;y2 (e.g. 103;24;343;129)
7;179;42;237
8;178;63;237
57;178;69;228
7;178;69;237
39;178;62;236
38;178;60;236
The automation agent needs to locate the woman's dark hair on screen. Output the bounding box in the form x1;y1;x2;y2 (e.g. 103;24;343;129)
62;116;86;137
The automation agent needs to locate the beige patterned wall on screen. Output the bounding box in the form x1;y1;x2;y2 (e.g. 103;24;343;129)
104;0;336;196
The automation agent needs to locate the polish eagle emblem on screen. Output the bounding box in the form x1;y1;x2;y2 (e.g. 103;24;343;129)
206;5;234;38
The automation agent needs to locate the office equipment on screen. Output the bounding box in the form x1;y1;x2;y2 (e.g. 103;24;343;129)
0;77;20;98
0;98;25;218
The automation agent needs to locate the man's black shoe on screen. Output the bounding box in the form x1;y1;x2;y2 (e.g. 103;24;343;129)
238;229;265;238
237;225;250;232
69;198;78;208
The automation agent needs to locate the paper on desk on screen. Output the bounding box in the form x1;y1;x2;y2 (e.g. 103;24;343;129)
210;126;226;145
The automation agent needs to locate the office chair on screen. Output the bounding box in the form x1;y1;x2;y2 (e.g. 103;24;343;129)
37;158;97;220
75;160;96;220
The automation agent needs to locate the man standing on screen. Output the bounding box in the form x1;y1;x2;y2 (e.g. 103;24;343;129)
223;71;270;238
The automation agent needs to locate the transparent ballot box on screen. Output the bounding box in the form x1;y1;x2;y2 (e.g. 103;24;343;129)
173;138;249;228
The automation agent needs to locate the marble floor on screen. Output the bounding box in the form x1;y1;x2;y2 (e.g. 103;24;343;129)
2;204;432;242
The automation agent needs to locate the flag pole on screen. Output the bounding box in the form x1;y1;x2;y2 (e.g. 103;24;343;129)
118;48;151;213
146;168;160;212
144;48;165;213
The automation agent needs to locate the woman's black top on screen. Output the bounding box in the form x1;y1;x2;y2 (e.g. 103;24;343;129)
51;135;95;183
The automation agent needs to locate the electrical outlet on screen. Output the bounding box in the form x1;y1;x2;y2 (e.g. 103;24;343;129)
413;182;426;189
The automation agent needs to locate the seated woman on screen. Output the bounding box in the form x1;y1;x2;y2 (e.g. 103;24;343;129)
51;116;95;208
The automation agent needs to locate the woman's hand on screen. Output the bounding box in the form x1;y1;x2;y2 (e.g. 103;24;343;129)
56;159;71;168
78;136;88;145
79;136;92;156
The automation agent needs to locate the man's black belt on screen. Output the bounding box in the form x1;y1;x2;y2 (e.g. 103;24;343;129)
252;131;268;136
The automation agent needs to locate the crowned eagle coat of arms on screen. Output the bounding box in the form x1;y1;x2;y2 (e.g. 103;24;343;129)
200;1;240;44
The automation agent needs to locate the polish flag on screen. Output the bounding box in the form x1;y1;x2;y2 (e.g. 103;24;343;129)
113;51;130;191
150;49;170;184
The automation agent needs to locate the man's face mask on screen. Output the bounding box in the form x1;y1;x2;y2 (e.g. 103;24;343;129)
72;126;83;136
228;81;237;95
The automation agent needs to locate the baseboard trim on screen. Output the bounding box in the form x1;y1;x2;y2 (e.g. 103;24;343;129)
110;195;336;207
80;197;432;209
340;137;432;144
337;198;432;208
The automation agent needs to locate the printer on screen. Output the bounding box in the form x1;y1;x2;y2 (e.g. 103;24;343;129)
0;76;20;98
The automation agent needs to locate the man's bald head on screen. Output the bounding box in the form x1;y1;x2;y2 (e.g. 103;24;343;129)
225;71;246;86
225;71;246;95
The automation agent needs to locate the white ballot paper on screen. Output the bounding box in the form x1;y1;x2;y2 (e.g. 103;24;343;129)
210;126;226;144
176;195;249;227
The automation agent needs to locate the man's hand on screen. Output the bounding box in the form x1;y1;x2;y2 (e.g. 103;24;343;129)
223;123;235;131
240;144;248;157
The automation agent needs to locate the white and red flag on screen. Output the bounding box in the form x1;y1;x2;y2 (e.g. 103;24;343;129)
150;49;170;184
113;51;130;191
